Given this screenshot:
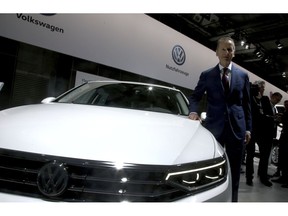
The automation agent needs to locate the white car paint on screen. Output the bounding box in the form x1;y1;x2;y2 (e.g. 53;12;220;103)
0;103;219;165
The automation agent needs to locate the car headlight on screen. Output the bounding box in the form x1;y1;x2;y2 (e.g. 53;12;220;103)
165;155;228;192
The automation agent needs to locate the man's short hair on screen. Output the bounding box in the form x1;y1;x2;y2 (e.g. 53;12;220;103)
216;36;235;50
272;92;283;99
253;80;265;87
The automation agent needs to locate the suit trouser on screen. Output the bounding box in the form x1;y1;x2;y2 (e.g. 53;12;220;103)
278;133;288;183
278;133;288;173
257;134;273;180
281;144;288;184
217;122;245;202
245;133;256;181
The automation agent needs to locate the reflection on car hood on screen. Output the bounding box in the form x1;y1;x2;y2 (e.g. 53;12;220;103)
0;103;218;165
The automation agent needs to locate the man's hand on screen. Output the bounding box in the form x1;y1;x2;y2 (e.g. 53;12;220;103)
188;113;201;121
244;131;251;144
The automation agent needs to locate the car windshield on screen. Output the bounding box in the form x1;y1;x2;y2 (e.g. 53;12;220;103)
54;82;189;115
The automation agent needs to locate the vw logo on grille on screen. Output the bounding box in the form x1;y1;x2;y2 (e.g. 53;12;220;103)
172;45;186;65
37;161;69;197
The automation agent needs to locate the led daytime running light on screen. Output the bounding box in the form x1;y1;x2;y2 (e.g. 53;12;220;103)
165;159;226;181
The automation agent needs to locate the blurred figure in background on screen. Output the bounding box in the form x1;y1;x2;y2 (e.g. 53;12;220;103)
258;92;282;187
272;100;288;188
245;80;265;186
0;82;4;92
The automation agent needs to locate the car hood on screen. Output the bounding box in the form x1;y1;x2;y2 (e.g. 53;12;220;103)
0;103;220;165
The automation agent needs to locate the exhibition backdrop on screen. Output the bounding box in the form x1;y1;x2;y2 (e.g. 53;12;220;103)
0;13;286;99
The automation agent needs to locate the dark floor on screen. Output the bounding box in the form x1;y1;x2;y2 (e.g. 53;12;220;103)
238;157;288;202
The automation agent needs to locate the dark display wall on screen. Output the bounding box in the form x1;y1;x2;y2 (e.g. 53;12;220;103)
0;36;207;111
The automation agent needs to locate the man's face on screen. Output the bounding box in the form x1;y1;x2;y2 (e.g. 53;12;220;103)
271;95;282;105
259;85;265;96
284;101;288;110
216;40;235;67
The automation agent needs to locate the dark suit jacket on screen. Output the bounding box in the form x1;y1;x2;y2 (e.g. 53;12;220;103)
251;95;264;137
189;64;252;141
261;95;277;138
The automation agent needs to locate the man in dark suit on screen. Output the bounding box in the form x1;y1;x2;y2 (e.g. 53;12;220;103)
257;92;282;186
188;36;252;202
278;100;288;188
272;100;288;188
245;80;266;186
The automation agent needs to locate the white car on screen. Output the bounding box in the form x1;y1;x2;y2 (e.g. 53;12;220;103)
0;81;231;202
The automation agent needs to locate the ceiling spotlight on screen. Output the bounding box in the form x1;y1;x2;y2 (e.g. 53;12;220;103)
254;48;263;58
282;72;286;78
240;40;245;46
276;40;284;49
264;57;270;63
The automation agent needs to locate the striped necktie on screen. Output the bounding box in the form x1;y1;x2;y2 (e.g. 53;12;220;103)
222;67;229;95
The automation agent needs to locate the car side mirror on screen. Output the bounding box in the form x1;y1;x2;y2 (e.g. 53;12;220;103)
41;97;56;104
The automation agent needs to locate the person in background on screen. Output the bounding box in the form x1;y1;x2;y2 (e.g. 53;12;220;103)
0;82;4;92
245;80;266;186
272;100;288;188
188;36;252;202
257;92;282;187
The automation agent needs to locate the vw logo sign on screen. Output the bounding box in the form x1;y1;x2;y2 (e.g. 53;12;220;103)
37;161;69;197
172;45;186;65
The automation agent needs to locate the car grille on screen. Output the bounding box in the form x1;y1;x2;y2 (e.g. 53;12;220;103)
0;148;225;202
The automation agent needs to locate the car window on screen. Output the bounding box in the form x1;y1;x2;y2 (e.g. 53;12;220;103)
55;82;189;115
